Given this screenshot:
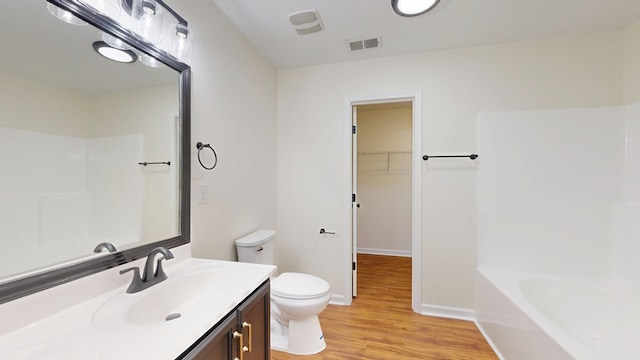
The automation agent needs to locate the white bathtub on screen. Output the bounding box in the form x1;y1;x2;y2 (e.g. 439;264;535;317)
476;269;640;360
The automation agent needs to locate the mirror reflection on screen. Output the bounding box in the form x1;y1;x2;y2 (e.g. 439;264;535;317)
0;1;180;281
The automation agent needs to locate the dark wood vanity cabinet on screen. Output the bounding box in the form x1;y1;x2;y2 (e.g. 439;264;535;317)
236;280;270;360
179;280;270;360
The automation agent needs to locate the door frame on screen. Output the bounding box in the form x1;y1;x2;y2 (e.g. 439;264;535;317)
343;91;423;312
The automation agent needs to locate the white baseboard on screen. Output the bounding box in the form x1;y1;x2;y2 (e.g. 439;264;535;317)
357;247;412;257
420;303;475;321
329;294;347;305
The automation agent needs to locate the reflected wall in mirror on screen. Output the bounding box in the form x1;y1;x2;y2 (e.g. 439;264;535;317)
0;1;185;283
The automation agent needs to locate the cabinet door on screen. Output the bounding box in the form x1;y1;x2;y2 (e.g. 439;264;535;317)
237;281;270;360
180;314;238;360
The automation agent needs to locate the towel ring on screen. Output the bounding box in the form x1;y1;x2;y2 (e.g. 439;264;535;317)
196;142;218;170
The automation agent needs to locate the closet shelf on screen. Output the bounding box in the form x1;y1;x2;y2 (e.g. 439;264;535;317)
357;151;412;174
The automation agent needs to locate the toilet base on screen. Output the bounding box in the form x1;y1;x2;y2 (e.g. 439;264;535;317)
271;316;326;355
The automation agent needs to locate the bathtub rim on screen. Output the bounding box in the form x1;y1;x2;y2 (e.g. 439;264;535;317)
477;267;603;360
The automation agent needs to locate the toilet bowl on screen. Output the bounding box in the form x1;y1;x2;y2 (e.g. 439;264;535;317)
270;272;331;354
235;230;331;355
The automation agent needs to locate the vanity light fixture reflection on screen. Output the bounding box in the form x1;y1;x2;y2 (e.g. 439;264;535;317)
140;0;157;15
172;24;193;64
391;0;440;17
139;53;165;68
92;41;137;63
102;32;133;50
133;0;163;45
176;24;189;39
53;0;193;65
46;2;87;25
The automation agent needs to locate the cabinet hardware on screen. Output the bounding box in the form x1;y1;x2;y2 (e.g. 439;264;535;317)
233;331;244;360
242;322;252;353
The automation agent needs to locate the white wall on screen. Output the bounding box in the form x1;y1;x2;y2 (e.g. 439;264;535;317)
277;30;623;310
624;20;640;104
357;106;412;255
169;0;278;261
0;71;89;137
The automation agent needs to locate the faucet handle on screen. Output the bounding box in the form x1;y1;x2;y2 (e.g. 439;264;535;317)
119;266;140;276
119;267;143;294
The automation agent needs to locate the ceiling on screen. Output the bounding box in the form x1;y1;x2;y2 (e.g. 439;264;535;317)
212;0;640;69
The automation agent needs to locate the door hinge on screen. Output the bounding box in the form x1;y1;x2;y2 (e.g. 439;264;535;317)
352;193;356;203
352;125;356;134
352;262;356;271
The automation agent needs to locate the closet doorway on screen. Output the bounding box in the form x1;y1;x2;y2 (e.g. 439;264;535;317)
356;102;413;305
344;93;422;312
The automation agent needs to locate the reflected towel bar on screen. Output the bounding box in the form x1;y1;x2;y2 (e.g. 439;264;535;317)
422;154;478;161
138;161;171;166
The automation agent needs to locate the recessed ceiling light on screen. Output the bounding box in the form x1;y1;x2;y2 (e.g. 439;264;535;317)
392;0;440;17
92;41;137;63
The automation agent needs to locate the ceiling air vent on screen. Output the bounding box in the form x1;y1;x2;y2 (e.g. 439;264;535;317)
347;37;381;52
288;9;324;35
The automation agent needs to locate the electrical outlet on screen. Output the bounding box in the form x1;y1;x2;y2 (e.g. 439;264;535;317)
198;183;208;204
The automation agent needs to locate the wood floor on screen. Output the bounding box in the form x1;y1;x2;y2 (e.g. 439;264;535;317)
271;254;498;360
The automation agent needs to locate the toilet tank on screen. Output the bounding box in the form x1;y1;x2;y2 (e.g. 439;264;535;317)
235;229;275;264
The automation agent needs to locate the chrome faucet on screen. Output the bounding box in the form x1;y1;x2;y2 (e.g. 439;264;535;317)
119;247;175;294
93;242;117;253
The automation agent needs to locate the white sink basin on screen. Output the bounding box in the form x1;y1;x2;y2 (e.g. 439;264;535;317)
0;251;277;360
92;267;232;331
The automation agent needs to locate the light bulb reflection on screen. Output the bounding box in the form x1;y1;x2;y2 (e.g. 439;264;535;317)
139;53;165;68
46;3;87;26
102;32;133;50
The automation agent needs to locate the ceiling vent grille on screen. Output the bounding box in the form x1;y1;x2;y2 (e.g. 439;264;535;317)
347;37;381;52
288;10;324;35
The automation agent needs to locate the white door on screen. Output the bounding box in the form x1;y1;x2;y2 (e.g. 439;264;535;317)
352;105;358;297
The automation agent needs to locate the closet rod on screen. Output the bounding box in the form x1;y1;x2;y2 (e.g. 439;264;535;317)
422;154;478;161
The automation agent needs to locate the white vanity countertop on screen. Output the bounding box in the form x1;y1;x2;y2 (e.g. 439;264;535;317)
0;245;276;359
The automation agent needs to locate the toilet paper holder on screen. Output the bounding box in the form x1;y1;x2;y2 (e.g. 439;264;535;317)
319;228;335;235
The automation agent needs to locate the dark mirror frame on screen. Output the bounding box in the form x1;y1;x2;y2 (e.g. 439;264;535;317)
0;0;191;304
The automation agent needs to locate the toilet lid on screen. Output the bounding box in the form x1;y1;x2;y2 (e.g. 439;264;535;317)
271;272;330;300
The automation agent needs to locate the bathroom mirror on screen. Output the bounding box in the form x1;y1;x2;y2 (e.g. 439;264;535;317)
0;0;191;303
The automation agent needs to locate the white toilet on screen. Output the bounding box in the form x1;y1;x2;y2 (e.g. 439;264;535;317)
235;229;330;355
